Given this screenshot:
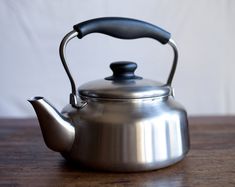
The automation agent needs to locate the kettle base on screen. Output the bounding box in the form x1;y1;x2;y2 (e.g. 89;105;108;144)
61;152;188;172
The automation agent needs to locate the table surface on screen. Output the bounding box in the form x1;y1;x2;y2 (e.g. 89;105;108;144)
0;117;235;187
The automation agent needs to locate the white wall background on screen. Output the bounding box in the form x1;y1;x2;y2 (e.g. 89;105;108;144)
0;0;235;117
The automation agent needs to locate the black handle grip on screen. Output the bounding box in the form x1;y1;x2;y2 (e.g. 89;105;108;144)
73;17;171;44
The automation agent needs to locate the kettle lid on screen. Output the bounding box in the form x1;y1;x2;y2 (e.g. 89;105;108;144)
78;62;172;99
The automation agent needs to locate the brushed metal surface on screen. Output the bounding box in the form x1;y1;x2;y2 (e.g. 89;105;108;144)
28;97;75;152
78;79;172;99
61;96;189;172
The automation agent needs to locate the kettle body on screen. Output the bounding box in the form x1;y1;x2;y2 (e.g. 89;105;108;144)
29;17;190;172
61;97;189;172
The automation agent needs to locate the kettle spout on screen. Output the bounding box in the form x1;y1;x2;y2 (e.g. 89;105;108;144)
28;97;75;153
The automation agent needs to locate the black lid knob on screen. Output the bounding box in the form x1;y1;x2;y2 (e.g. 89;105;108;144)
105;61;142;81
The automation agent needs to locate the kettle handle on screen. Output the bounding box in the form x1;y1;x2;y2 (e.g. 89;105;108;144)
73;17;170;44
59;17;178;108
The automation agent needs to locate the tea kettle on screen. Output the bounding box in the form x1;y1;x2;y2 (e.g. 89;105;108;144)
29;17;189;172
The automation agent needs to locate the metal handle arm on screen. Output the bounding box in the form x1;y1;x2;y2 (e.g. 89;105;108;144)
59;30;80;107
59;31;178;107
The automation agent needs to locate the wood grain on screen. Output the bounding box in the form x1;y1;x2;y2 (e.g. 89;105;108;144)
0;117;235;187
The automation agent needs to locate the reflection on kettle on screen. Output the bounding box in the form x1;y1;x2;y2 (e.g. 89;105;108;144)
29;17;190;172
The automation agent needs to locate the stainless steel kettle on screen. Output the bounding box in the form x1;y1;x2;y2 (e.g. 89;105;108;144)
29;17;190;172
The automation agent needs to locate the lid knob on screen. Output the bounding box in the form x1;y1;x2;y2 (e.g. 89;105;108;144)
105;61;142;81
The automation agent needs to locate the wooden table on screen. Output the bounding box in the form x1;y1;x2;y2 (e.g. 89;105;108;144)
0;117;235;186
